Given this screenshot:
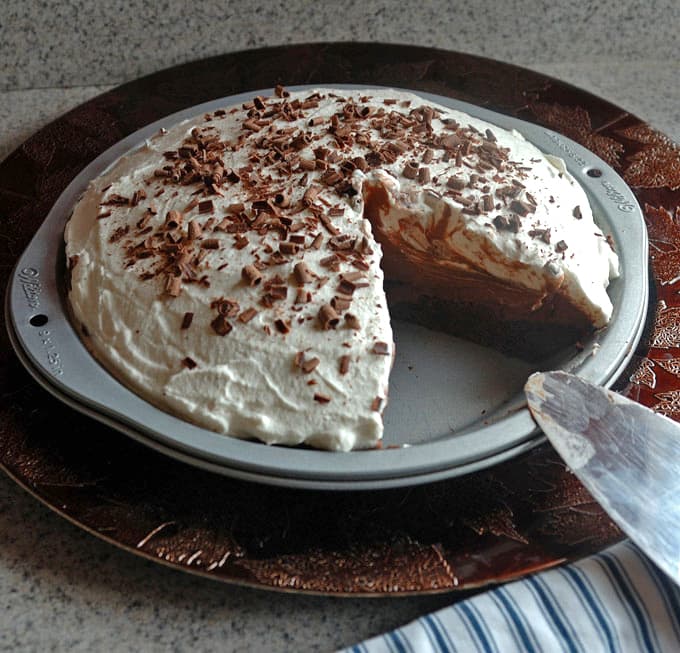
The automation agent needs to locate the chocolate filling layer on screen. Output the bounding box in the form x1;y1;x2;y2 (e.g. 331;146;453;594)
363;182;592;361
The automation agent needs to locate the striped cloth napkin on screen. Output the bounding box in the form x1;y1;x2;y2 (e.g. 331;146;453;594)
342;541;680;653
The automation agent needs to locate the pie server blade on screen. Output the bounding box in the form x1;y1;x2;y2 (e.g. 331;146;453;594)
526;371;680;585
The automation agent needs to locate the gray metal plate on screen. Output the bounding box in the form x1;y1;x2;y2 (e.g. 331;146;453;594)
6;85;648;490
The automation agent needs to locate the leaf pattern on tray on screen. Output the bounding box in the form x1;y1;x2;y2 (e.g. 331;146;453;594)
629;357;657;389
463;504;528;545
643;204;680;285
652;357;680;379
529;102;624;168
651;390;680;421
650;300;680;349
618;124;680;190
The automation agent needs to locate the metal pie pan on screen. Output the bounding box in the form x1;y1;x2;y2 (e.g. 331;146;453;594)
6;85;649;490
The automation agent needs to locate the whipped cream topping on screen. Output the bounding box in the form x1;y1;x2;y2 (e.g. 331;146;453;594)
65;87;619;451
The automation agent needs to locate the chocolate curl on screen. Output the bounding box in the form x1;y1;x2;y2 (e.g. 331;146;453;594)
238;308;258;323
418;166;431;184
279;242;299;256
299;158;317;171
241;265;262;286
331;295;352;312
275;319;291;334
165;210;183;229
294;262;313;286
318;304;340;330
165;274;182;297
198;200;214;214
274;188;292;208
446;176;465;190
372;341;390;355
180;312;194;329
210;315;232;336
301;357;320;374
402;161;419;179
187;220;202;240
295;288;311;304
345;313;361;330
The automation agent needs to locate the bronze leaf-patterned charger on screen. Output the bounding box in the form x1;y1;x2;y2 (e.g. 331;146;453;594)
1;43;678;595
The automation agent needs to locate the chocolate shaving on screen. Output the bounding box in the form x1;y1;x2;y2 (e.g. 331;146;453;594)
131;189;146;206
303;185;322;205
102;193;129;205
509;199;534;216
573;206;582;219
372;341;390;355
181;312;194;329
310;233;324;250
337;278;356;296
295;288;311;304
198;200;214;214
371;396;384;411
313;393;331;404
344;313;360;330
329;234;354;250
108;225;129;243
555;240;568;253
319;214;340;236
234;234;249;250
165;275;182;297
274;318;291;334
294;262;313;285
447;177;465;191
274;189;291;207
279;242;299;256
339;355;351;375
318;304;340;330
242;119;261;132
165;210;183;229
210;315;233;336
389;141;409;155
402;161;419;179
320;254;339;268
493;214;520;233
214;297;240;317
241;265;262;286
238;307;258;323
293;351;305;369
301;357;320;374
529;228;552;244
182;357;198;370
331;294;352;312
353;156;368;171
441;135;461;149
262;285;288;305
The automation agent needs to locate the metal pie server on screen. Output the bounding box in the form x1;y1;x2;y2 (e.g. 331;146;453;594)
525;370;680;584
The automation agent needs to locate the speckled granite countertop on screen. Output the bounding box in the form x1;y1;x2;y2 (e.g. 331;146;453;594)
1;2;679;651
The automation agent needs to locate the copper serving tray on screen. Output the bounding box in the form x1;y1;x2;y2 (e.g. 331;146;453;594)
1;43;677;594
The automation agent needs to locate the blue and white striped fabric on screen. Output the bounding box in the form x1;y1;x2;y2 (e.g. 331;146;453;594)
342;541;680;653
